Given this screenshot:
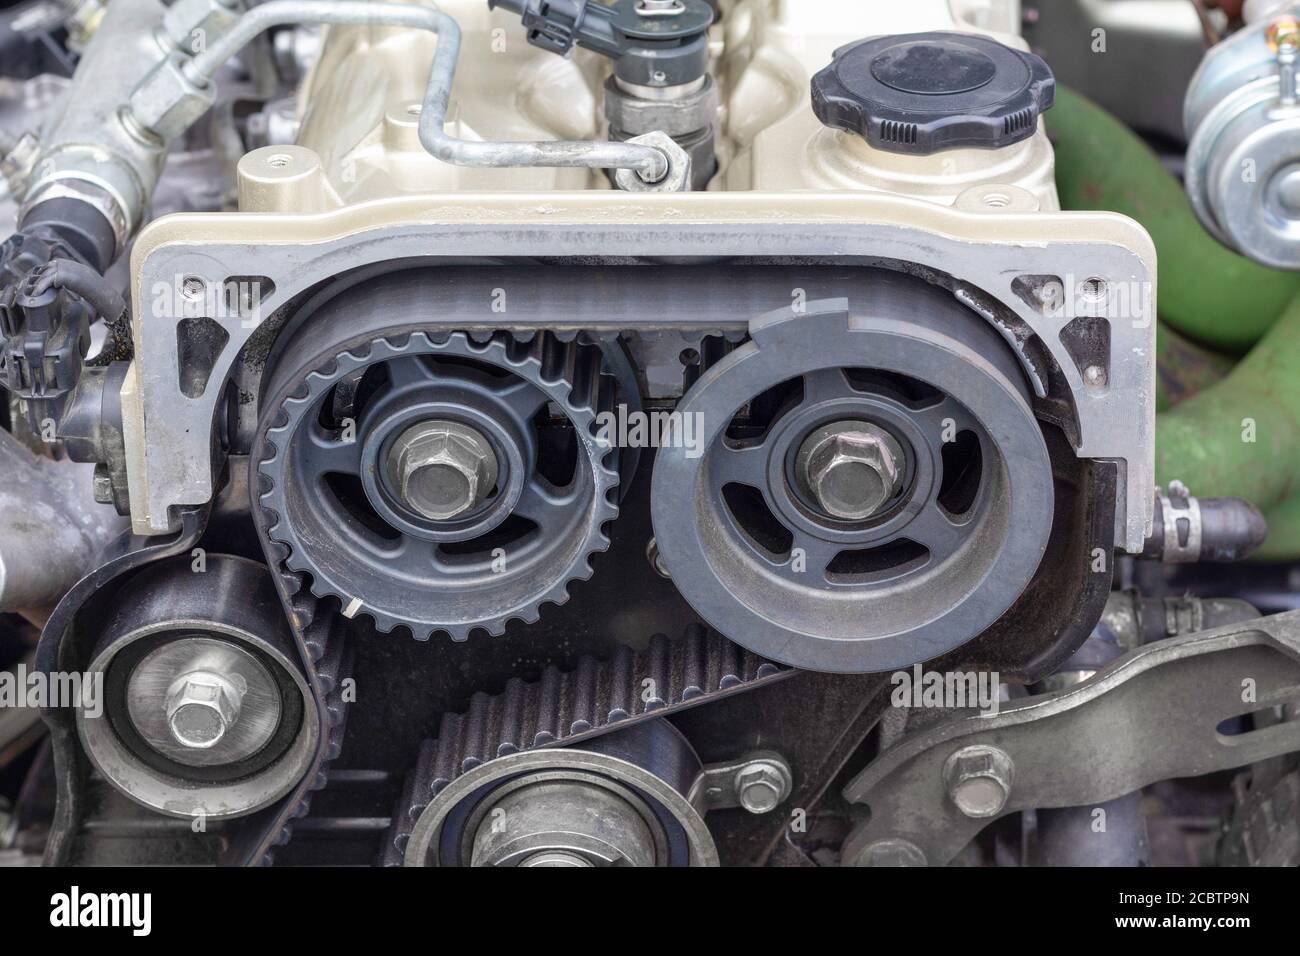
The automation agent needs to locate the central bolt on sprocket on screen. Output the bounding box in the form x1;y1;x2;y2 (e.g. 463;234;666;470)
255;328;620;640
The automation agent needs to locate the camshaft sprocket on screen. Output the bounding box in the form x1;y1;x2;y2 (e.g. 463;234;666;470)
255;328;620;640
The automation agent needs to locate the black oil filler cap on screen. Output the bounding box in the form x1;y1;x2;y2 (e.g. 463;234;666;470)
811;32;1055;155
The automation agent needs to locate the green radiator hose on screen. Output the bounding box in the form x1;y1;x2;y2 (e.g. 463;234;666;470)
1256;494;1300;561
1156;322;1234;412
1051;88;1300;352
1155;289;1300;512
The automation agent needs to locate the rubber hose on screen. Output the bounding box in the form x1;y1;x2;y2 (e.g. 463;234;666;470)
1155;288;1300;512
1256;494;1300;562
31;258;127;324
1050;87;1300;352
1156;321;1234;412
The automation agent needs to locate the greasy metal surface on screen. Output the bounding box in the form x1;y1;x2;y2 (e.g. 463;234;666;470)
0;429;127;613
18;0;170;247
840;609;1300;866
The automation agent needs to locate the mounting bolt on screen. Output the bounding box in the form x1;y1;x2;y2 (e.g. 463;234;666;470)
798;420;905;521
645;537;671;578
733;757;793;814
943;744;1014;818
387;420;498;521
92;463;114;505
164;670;246;749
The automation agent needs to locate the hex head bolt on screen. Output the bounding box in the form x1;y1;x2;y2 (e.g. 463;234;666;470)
387;420;498;520
164;670;248;750
797;421;905;520
943;744;1015;818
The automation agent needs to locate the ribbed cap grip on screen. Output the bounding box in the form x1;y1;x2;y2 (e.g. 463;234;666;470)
811;32;1055;155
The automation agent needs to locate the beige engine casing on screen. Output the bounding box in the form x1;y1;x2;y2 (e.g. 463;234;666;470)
123;0;1156;557
252;0;1050;210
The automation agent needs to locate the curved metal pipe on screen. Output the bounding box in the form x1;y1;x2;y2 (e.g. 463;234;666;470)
182;1;671;182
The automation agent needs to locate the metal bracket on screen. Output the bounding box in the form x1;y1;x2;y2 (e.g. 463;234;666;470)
124;200;1155;547
840;609;1300;866
1157;479;1202;563
689;751;793;814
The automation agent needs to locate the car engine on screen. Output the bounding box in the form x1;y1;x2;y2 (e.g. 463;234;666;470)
0;0;1298;877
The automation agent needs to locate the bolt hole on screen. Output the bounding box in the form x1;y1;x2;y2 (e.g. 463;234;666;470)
937;429;983;516
266;153;293;169
679;348;700;366
722;482;793;558
983;192;1011;208
1079;277;1108;302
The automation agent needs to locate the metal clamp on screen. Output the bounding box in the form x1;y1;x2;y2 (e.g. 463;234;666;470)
1157;479;1202;563
689;751;793;815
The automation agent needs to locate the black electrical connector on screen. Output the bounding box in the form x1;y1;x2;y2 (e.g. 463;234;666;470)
489;0;714;88
0;0;78;81
0;260;93;402
0;195;127;433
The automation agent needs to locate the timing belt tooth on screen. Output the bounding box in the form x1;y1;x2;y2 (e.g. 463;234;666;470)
645;636;671;708
497;676;527;757
680;627;707;699
607;645;634;719
571;655;598;733
428;727;459;796
381;626;794;864
462;693;492;770
533;665;563;746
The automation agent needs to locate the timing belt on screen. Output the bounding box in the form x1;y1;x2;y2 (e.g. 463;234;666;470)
381;624;793;864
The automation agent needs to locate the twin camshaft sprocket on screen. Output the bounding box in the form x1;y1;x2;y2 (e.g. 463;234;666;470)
254;269;1053;671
